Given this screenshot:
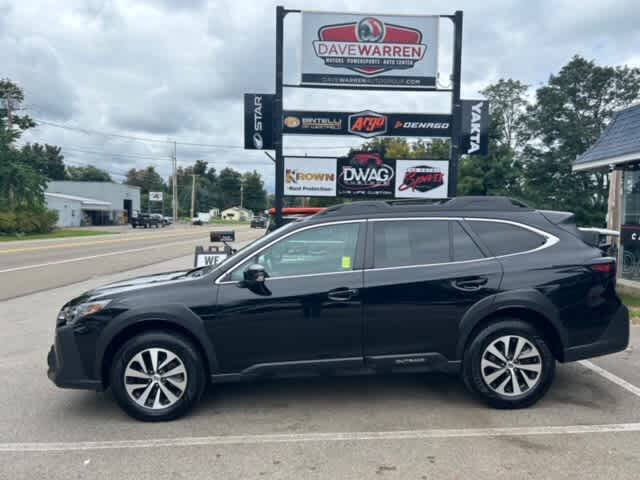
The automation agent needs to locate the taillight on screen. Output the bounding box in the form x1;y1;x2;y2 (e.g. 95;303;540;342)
590;263;615;273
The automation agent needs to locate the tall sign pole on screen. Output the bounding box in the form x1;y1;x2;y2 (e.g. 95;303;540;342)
273;6;286;227
448;10;463;197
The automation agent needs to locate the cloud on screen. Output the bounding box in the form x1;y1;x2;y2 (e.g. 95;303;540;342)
2;0;639;193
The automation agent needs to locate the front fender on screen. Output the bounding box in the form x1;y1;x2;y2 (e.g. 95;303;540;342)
94;303;218;379
455;288;566;359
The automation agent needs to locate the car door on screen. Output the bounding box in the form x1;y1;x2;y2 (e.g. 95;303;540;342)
362;218;502;367
211;221;366;374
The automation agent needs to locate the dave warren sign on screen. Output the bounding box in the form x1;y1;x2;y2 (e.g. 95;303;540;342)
461;100;489;156
301;12;439;88
394;160;448;199
284;157;337;197
337;153;395;197
244;93;274;150
283;110;451;138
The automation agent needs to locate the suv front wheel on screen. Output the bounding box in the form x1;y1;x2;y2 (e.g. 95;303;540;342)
462;319;555;409
110;331;206;421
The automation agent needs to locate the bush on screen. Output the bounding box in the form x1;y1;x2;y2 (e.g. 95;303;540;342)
0;208;58;235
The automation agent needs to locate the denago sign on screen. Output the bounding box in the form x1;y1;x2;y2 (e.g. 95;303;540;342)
302;12;439;88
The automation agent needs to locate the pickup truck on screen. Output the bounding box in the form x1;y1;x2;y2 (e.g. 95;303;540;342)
131;213;163;228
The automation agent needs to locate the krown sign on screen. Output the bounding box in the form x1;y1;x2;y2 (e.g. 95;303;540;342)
284;157;337;197
301;12;439;88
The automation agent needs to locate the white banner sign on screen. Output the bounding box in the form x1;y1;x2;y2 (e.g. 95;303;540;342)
284;157;337;197
394;160;449;199
149;191;163;202
301;12;439;88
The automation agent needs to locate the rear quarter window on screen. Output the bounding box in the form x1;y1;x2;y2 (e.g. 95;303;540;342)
467;220;546;256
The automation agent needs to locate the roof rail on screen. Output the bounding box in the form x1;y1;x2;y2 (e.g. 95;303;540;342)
316;196;531;217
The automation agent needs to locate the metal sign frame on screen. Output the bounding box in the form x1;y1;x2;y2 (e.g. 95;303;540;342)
272;7;464;227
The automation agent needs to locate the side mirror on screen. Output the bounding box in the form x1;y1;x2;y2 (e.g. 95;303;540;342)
243;264;267;286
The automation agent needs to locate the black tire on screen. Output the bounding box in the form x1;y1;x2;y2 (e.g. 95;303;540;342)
110;331;207;421
462;319;555;409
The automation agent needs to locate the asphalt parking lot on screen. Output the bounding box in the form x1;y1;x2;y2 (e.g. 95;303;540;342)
2;241;640;479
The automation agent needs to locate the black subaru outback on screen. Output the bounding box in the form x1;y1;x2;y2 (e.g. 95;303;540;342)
48;197;629;421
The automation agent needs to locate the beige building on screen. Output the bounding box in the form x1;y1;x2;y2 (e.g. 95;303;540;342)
221;206;253;221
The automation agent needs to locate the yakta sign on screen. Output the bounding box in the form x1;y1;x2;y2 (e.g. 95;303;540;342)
337;153;395;197
244;93;274;150
301;12;439;88
283;110;451;138
461;100;489;156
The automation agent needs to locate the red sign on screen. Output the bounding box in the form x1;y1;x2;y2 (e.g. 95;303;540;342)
348;110;388;138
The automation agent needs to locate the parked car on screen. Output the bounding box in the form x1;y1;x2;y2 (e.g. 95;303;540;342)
192;217;203;226
162;216;173;226
131;212;163;228
250;216;267;229
48;197;628;421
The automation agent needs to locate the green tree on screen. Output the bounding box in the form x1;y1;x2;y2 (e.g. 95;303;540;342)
66;165;113;182
20;143;66;180
0;79;45;209
241;170;267;213
218;167;242;209
523;55;640;225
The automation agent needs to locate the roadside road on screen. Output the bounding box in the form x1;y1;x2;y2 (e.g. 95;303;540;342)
0;224;262;300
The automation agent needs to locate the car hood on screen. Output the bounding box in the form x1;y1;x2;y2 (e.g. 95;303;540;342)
64;269;195;306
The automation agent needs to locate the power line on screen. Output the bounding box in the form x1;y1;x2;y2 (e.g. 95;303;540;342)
31;117;363;150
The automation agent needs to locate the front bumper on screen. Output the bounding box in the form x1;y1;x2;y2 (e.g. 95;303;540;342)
47;326;102;391
563;304;630;362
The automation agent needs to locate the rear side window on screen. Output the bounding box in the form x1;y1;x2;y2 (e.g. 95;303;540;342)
374;220;450;268
468;220;546;256
452;222;484;261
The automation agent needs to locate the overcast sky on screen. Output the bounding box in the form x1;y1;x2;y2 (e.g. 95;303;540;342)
2;0;640;191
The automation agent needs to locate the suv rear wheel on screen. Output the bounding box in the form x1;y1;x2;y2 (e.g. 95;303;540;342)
110;331;206;421
462;319;555;409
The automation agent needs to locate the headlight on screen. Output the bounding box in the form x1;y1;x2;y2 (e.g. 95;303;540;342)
59;299;112;326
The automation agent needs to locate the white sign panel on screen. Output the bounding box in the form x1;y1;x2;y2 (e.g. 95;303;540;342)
301;12;439;88
394;160;449;199
284;157;337;197
149;191;163;202
195;252;228;268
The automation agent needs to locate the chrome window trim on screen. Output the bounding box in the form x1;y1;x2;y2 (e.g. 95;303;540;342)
215;219;365;285
216;216;559;283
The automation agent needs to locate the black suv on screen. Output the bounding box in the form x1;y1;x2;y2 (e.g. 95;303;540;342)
48;197;629;421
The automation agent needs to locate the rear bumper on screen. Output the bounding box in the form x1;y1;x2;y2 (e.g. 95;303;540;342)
563;304;630;362
47;327;102;391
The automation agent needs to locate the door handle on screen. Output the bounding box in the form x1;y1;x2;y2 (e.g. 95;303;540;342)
452;277;488;291
328;287;357;302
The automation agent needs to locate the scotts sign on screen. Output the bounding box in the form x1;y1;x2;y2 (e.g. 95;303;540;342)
243;93;274;150
337;153;395;197
301;12;439;88
283;110;451;138
461;100;489;156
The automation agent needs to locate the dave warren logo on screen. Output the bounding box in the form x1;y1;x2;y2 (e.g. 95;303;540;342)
348;110;388;138
313;17;427;76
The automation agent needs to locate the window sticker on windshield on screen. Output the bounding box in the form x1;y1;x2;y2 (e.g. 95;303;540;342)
342;256;352;269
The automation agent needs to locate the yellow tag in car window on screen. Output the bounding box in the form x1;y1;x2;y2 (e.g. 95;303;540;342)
342;256;352;269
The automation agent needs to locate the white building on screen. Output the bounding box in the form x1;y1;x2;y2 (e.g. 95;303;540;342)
221;206;253;221
45;181;141;227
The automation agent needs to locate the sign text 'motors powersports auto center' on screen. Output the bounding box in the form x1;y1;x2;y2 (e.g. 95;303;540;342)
243;8;489;218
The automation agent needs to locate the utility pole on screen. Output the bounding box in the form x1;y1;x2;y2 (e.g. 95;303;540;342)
190;174;198;219
172;141;178;222
240;182;244;208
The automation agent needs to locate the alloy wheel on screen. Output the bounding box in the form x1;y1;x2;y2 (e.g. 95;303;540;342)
480;335;542;397
123;347;188;410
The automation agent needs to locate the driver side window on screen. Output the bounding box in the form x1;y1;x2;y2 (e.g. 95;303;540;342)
230;222;360;281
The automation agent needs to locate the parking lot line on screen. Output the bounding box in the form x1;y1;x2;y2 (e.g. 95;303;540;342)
2;422;640;452
0;237;205;274
579;360;640;398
